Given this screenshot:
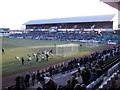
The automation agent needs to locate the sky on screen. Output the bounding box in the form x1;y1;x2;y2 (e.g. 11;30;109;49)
0;0;117;30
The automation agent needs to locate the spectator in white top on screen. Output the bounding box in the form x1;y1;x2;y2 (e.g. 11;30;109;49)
76;72;83;85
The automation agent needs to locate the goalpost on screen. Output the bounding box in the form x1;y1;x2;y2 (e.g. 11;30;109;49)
85;40;99;48
56;43;79;57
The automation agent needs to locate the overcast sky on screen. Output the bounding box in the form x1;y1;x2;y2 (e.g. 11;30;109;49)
0;0;117;30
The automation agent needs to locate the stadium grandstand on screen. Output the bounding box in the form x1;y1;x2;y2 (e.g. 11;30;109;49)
24;14;115;31
0;28;23;37
2;10;120;90
0;28;10;37
9;14;120;44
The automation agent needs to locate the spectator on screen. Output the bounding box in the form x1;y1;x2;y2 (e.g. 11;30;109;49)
64;80;72;90
25;72;30;87
36;70;40;82
77;68;81;74
81;70;89;85
89;68;98;83
39;77;57;90
48;67;53;77
85;68;91;85
32;72;36;86
70;76;78;89
95;64;102;77
20;76;25;90
76;72;83;85
15;75;21;89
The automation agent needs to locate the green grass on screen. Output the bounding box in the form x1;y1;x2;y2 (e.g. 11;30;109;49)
2;38;108;77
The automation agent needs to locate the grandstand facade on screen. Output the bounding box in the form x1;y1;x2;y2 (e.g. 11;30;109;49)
24;14;115;32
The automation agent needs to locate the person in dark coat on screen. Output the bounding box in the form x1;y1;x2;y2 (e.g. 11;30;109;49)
81;70;89;85
36;70;40;81
48;67;53;77
64;80;72;90
15;75;21;89
77;68;81;74
25;73;30;87
70;76;78;89
85;68;91;85
89;68;98;83
20;76;25;90
32;72;36;86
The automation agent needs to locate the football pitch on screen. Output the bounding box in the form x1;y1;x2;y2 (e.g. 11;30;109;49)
1;38;108;77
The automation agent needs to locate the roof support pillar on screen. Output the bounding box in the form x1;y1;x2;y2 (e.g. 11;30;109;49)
118;5;120;29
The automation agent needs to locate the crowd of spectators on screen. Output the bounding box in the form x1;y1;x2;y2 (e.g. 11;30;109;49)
9;31;120;44
13;45;120;90
26;22;112;29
